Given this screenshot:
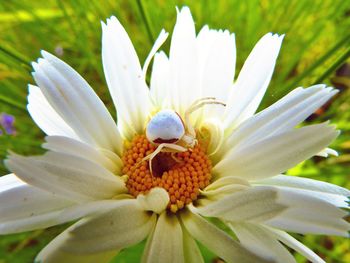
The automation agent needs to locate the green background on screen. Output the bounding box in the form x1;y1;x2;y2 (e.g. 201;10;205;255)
0;0;349;262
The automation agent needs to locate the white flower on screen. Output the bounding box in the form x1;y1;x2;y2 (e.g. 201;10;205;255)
1;6;349;263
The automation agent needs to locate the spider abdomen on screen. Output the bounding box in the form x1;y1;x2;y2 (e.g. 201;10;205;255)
146;109;185;144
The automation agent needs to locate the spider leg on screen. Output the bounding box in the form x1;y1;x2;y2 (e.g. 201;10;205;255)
182;134;197;147
185;98;226;137
142;143;187;176
188;97;217;108
171;152;183;163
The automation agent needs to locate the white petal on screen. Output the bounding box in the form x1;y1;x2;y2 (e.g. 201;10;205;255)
200;119;225;156
0;210;62;235
221;85;337;154
182;225;204;263
199;184;349;236
168;6;199;115
5;152;126;202
58;199;127;223
0;177;127;235
137;187;169;214
43;136;121;174
181;209;271;263
142;212;184;263
32;51;123;155
201;176;250;200
214;122;339;180
150;51;170;109
224;33;284;131
36;220;119;263
61;199;156;253
0;174;74;234
268;228;326;263
196;186;286;222
102;16;151;139
143;29;169;77
230;223;296;263
141;222;156;263
256;174;350;196
197;27;236;119
201;184;250;200
317;147;338;157
254;174;350;207
276;186;347;208
205;176;250;192
265;187;350;236
27;85;79;140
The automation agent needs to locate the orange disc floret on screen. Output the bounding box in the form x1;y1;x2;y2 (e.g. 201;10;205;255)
122;135;212;213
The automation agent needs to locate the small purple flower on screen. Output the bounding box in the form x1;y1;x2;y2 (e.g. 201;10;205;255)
0;113;16;135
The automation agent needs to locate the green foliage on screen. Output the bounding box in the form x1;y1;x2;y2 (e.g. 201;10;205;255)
0;0;349;262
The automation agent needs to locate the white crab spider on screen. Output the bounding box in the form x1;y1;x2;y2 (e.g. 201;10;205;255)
144;97;225;175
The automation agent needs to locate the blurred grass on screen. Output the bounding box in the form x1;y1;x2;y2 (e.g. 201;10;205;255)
0;0;349;262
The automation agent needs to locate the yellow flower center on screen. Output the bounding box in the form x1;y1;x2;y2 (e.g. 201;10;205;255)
122;135;212;213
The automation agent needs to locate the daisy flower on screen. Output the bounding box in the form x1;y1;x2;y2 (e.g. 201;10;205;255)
1;6;349;263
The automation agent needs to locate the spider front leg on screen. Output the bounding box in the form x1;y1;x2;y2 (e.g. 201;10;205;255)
142;143;187;176
184;97;226;138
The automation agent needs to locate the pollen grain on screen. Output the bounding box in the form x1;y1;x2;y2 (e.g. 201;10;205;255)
122;135;212;213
